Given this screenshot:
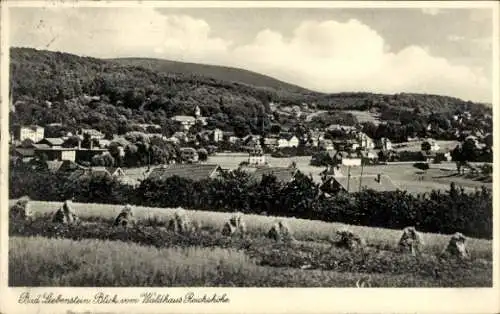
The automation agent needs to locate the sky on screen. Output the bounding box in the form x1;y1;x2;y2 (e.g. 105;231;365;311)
9;6;494;103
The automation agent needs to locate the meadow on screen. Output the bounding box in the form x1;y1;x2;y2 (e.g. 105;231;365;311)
9;209;492;287
11;236;488;288
207;154;489;194
10;200;493;260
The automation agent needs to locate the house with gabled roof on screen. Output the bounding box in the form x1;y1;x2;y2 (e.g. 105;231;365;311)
180;147;199;163
264;137;279;149
148;164;223;181
34;144;77;162
91;166;126;177
322;173;399;194
38;137;65;148
171;115;196;131
80;128;105;140
67;166;131;184
46;160;65;173
277;133;299;148
13;125;45;143
250;167;298;184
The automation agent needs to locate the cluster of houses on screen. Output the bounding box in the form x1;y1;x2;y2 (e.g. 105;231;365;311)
11;125;110;164
147;162;400;195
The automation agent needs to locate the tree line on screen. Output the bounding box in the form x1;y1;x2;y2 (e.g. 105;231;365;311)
10;168;492;239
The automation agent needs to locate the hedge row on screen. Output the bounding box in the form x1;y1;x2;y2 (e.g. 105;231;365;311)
9;169;492;239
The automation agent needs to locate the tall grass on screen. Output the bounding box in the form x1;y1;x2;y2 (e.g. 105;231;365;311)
11;200;492;259
9;237;491;287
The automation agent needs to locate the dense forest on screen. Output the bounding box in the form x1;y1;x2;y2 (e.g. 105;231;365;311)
9;47;492;139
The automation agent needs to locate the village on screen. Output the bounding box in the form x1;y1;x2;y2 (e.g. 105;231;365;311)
9;102;492;196
4;4;497;293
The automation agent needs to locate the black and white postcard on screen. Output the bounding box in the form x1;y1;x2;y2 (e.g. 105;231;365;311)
1;1;499;314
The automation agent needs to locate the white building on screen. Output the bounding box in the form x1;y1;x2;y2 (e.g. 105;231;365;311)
358;133;375;150
212;128;223;142
248;144;266;165
378;138;393;151
277;134;299;148
171;116;197;131
14;125;45;143
180;147;199;163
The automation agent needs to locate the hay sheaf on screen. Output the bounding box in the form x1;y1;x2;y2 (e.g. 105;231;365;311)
267;220;295;242
336;229;366;250
113;204;136;228
443;232;470;259
52;200;80;225
398;226;424;255
167;209;198;235
222;212;247;237
10;196;32;221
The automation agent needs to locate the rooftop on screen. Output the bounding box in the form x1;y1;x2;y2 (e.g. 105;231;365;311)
251;167;297;183
91;167;124;176
333;174;399;193
171;115;196;123
34;147;76;151
148;164;222;181
40;137;65;146
18;125;44;131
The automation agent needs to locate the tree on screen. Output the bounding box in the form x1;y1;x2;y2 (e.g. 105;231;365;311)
484;133;493;148
421;141;431;153
81;133;92;149
91;154;104;166
101;153;115;167
451;144;468;174
197;148;208;162
270;124;281;134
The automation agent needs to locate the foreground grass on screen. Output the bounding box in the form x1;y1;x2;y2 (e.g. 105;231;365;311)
10;200;492;259
9;236;491;287
9;219;493;287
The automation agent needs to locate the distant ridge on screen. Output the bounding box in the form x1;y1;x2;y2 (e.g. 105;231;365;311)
110;57;312;93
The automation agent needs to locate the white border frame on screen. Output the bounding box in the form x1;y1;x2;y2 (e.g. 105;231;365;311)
1;2;499;314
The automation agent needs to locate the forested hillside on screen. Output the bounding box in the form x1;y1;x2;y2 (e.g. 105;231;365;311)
111;57;310;93
9;47;492;138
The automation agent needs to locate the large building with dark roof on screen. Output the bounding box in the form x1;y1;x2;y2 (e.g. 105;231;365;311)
250;167;298;184
147;164;223;181
322;174;399;194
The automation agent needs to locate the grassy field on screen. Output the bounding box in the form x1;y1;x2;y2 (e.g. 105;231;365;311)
9;226;492;287
345;110;381;125
208;154;490;194
9;200;492;259
392;140;460;152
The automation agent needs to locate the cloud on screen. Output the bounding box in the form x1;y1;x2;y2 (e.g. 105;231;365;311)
448;35;465;42
10;8;232;62
10;8;491;103
421;8;441;16
229;19;491;102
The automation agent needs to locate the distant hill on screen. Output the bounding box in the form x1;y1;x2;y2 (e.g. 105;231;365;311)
111;58;311;94
9;47;492;139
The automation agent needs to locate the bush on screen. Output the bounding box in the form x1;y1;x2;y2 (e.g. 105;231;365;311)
413;162;430;171
398;151;426;162
480;164;493;175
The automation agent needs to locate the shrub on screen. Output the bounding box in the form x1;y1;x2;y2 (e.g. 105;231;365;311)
413;162;430;171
